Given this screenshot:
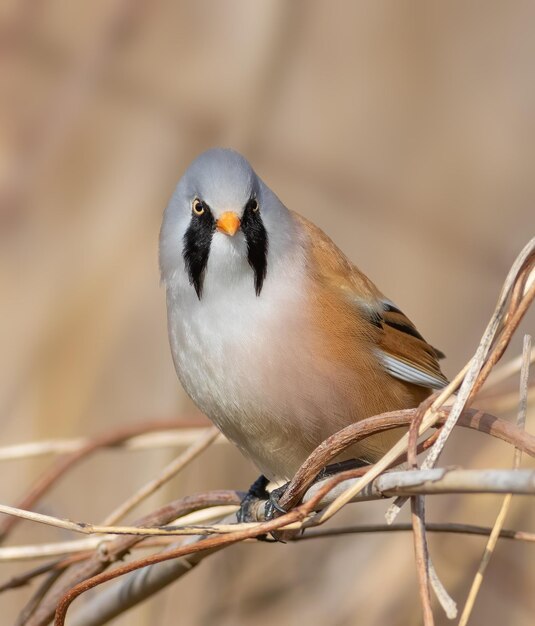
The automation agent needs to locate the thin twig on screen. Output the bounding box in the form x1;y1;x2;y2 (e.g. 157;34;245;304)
0;539;108;564
411;496;435;626
482;345;535;390
386;246;534;523
0;425;215;461
295;523;535;542
408;399;456;619
428;561;458;619
2;469;534;540
0;419;201;543
0;506;239;563
0;557;87;594
458;335;531;626
0;539;187;592
3;516;535;566
425;260;534;471
39;242;534;626
300;468;535;508
101;427;220;525
466;274;535;404
278;407;535;511
408;397;437;623
20;492;243;626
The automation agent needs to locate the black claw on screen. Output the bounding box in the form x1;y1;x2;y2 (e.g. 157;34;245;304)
267;483;288;516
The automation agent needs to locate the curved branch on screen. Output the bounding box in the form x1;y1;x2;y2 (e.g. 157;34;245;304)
0;418;206;543
21;491;242;626
280;407;535;509
58;468;535;626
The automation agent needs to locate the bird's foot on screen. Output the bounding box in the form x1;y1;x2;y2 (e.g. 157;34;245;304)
265;483;288;519
237;476;289;542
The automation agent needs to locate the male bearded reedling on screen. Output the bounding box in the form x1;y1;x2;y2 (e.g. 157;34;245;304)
159;148;447;499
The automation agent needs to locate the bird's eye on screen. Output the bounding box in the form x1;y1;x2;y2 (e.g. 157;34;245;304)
246;198;259;213
192;198;205;216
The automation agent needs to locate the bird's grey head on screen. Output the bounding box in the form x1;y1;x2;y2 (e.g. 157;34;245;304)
160;148;290;299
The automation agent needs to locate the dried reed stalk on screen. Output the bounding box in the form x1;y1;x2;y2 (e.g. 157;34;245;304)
1;238;532;626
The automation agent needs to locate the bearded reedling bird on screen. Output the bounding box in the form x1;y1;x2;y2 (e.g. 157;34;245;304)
160;148;447;508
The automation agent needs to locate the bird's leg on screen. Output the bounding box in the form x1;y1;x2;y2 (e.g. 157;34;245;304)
237;474;270;523
237;475;284;542
237;475;289;545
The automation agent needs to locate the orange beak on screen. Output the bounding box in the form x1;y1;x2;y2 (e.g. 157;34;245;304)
216;211;241;236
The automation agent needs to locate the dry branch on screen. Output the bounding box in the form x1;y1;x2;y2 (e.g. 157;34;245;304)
2;238;533;626
0;419;205;543
278;406;535;511
18;492;242;626
411;495;435;626
458;334;531;626
1;468;534;539
3;518;535;566
52;466;535;626
6;428;535;625
101;427;220;525
295;523;535;543
386;239;535;523
0;426;216;462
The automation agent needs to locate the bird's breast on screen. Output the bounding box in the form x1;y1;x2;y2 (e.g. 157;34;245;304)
167;255;325;477
165;240;408;481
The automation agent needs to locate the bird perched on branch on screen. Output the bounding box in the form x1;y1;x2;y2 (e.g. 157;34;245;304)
160;148;447;510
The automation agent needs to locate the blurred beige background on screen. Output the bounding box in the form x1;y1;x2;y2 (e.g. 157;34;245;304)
1;1;534;625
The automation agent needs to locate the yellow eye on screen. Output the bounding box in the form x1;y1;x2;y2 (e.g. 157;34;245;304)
192;198;205;216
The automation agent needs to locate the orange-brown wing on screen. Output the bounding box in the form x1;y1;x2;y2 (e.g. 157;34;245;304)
294;211;448;390
373;299;447;389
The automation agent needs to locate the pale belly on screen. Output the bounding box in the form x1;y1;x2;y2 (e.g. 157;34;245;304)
167;288;405;481
168;290;319;479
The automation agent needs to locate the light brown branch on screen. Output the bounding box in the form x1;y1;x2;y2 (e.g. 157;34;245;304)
0;418;205;544
295;523;535;543
11;242;535;626
411;496;434;626
458;334;531;626
101;427;220;525
279;407;535;510
20;491;242;626
0;426;215;461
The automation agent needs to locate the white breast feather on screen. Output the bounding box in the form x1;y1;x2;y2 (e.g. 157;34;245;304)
165;224;327;480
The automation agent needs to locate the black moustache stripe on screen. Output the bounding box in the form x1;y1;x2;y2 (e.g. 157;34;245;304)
241;205;268;296
183;208;215;299
183;202;268;299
